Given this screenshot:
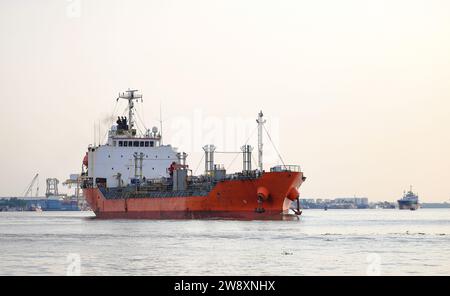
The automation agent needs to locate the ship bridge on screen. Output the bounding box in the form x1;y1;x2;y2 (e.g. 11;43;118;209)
84;89;180;188
107;117;162;148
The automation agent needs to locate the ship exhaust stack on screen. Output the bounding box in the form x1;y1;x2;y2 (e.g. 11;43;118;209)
177;152;188;166
172;153;189;191
241;145;253;172
133;152;144;182
256;111;266;172
203;145;216;174
173;169;188;191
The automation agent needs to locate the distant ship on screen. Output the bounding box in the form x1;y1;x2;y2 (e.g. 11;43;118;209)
80;89;306;219
398;186;420;210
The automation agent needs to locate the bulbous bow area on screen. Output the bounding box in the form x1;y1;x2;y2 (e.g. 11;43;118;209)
287;187;299;201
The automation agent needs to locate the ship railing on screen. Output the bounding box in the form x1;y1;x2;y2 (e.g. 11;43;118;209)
270;165;301;173
100;187;209;199
222;170;262;181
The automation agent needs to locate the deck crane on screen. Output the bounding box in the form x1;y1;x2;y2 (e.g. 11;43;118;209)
23;173;39;198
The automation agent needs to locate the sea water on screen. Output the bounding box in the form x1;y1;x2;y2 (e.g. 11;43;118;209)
0;209;449;275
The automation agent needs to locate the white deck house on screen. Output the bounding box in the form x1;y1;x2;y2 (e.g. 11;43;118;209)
86;90;179;188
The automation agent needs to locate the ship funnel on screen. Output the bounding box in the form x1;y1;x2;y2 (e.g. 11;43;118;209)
203;145;216;174
241;145;253;172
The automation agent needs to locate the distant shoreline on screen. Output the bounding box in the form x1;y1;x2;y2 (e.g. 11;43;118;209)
420;203;450;208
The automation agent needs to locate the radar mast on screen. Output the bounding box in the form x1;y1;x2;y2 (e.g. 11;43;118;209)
117;89;143;131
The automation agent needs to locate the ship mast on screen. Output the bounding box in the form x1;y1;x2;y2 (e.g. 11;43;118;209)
117;89;143;131
256;111;266;172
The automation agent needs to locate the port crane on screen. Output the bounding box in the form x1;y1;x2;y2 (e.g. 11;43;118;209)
63;174;86;209
23;173;39;198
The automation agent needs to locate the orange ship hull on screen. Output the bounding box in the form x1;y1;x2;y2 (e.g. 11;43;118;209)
83;171;304;220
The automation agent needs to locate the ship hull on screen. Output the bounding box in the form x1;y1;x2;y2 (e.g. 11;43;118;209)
398;200;420;210
83;171;304;220
89;210;297;220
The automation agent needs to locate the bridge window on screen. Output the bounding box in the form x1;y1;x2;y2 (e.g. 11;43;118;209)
119;141;123;147
129;141;133;147
150;141;154;147
113;141;117;147
123;141;128;147
140;141;144;147
133;141;138;147
144;141;149;147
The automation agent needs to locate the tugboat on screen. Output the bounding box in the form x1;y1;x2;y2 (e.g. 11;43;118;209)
398;186;420;210
80;89;306;220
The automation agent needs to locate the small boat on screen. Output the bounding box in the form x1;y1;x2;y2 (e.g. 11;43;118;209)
31;205;42;212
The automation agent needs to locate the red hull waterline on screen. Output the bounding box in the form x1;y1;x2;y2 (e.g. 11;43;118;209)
83;171;304;220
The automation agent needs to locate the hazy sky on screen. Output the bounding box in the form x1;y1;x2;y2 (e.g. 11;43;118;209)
1;0;449;202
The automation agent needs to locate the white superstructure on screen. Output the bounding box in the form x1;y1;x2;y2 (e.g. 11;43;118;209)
86;89;179;188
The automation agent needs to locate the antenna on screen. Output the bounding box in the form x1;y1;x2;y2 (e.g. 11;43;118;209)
36;176;39;197
160;102;163;145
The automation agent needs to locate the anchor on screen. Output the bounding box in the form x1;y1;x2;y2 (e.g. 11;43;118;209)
255;197;266;213
292;197;302;216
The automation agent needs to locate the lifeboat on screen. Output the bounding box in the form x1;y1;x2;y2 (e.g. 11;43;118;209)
83;153;88;167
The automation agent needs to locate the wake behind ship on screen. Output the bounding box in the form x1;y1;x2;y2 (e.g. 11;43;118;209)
80;89;306;219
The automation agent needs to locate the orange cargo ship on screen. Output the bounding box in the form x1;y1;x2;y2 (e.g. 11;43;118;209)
81;89;305;219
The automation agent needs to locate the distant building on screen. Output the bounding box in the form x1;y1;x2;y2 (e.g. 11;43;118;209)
295;197;369;209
